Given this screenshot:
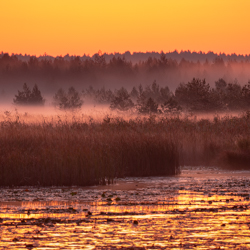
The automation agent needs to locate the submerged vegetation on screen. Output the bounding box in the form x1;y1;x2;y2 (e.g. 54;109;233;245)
1;111;250;186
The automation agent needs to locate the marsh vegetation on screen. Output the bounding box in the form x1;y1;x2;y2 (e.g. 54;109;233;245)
0;114;179;186
0;109;250;186
2;52;250;187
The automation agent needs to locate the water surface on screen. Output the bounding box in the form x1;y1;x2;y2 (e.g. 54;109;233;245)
1;167;250;249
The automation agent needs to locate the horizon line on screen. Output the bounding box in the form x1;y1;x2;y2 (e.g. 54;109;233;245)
1;50;250;58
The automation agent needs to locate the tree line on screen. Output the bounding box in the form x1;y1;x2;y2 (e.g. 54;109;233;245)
1;52;250;81
2;52;250;95
13;78;250;113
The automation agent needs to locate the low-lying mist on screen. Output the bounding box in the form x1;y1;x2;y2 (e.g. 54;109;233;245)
0;104;245;124
1;51;250;100
0;103;112;124
1;51;250;186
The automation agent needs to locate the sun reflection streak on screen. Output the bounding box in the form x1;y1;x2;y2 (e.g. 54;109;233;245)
1;171;250;249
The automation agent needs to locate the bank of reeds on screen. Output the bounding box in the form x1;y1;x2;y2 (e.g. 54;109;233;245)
0;117;179;186
1;111;250;186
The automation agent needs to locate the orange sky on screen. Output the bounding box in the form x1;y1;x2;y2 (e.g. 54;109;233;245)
1;0;250;56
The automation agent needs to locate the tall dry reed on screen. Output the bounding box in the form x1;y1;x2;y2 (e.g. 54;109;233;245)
1;111;250;186
0;117;179;186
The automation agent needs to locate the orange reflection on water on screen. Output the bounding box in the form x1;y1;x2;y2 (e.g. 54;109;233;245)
0;187;250;249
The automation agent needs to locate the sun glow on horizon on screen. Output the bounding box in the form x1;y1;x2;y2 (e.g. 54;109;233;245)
1;0;250;56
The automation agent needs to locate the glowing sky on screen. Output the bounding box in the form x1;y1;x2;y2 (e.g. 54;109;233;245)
1;0;250;56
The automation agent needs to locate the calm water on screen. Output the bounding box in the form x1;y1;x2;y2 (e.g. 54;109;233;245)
1;167;250;249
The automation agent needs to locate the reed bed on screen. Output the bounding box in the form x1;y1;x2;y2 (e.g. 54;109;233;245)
0;117;179;186
1;111;250;186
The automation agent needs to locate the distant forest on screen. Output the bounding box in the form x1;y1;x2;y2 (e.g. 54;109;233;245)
0;51;250;100
2;50;250;63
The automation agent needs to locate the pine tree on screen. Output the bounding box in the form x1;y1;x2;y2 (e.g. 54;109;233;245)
13;83;45;105
136;95;158;114
53;87;83;110
110;87;134;111
30;84;45;105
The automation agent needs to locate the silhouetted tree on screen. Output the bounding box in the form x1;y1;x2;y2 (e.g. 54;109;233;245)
242;81;250;107
84;86;96;98
175;78;213;111
215;78;227;91
145;97;159;113
110;87;134;111
53;87;83;110
130;86;139;100
94;87;114;103
13;83;45;105
212;78;233;110
136;92;159;114
224;81;243;110
13;83;31;105
213;57;225;67
160;86;171;102
30;84;45;104
138;81;171;104
93;50;106;68
143;81;160;102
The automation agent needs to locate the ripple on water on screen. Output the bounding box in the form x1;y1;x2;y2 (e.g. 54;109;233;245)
1;167;250;249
